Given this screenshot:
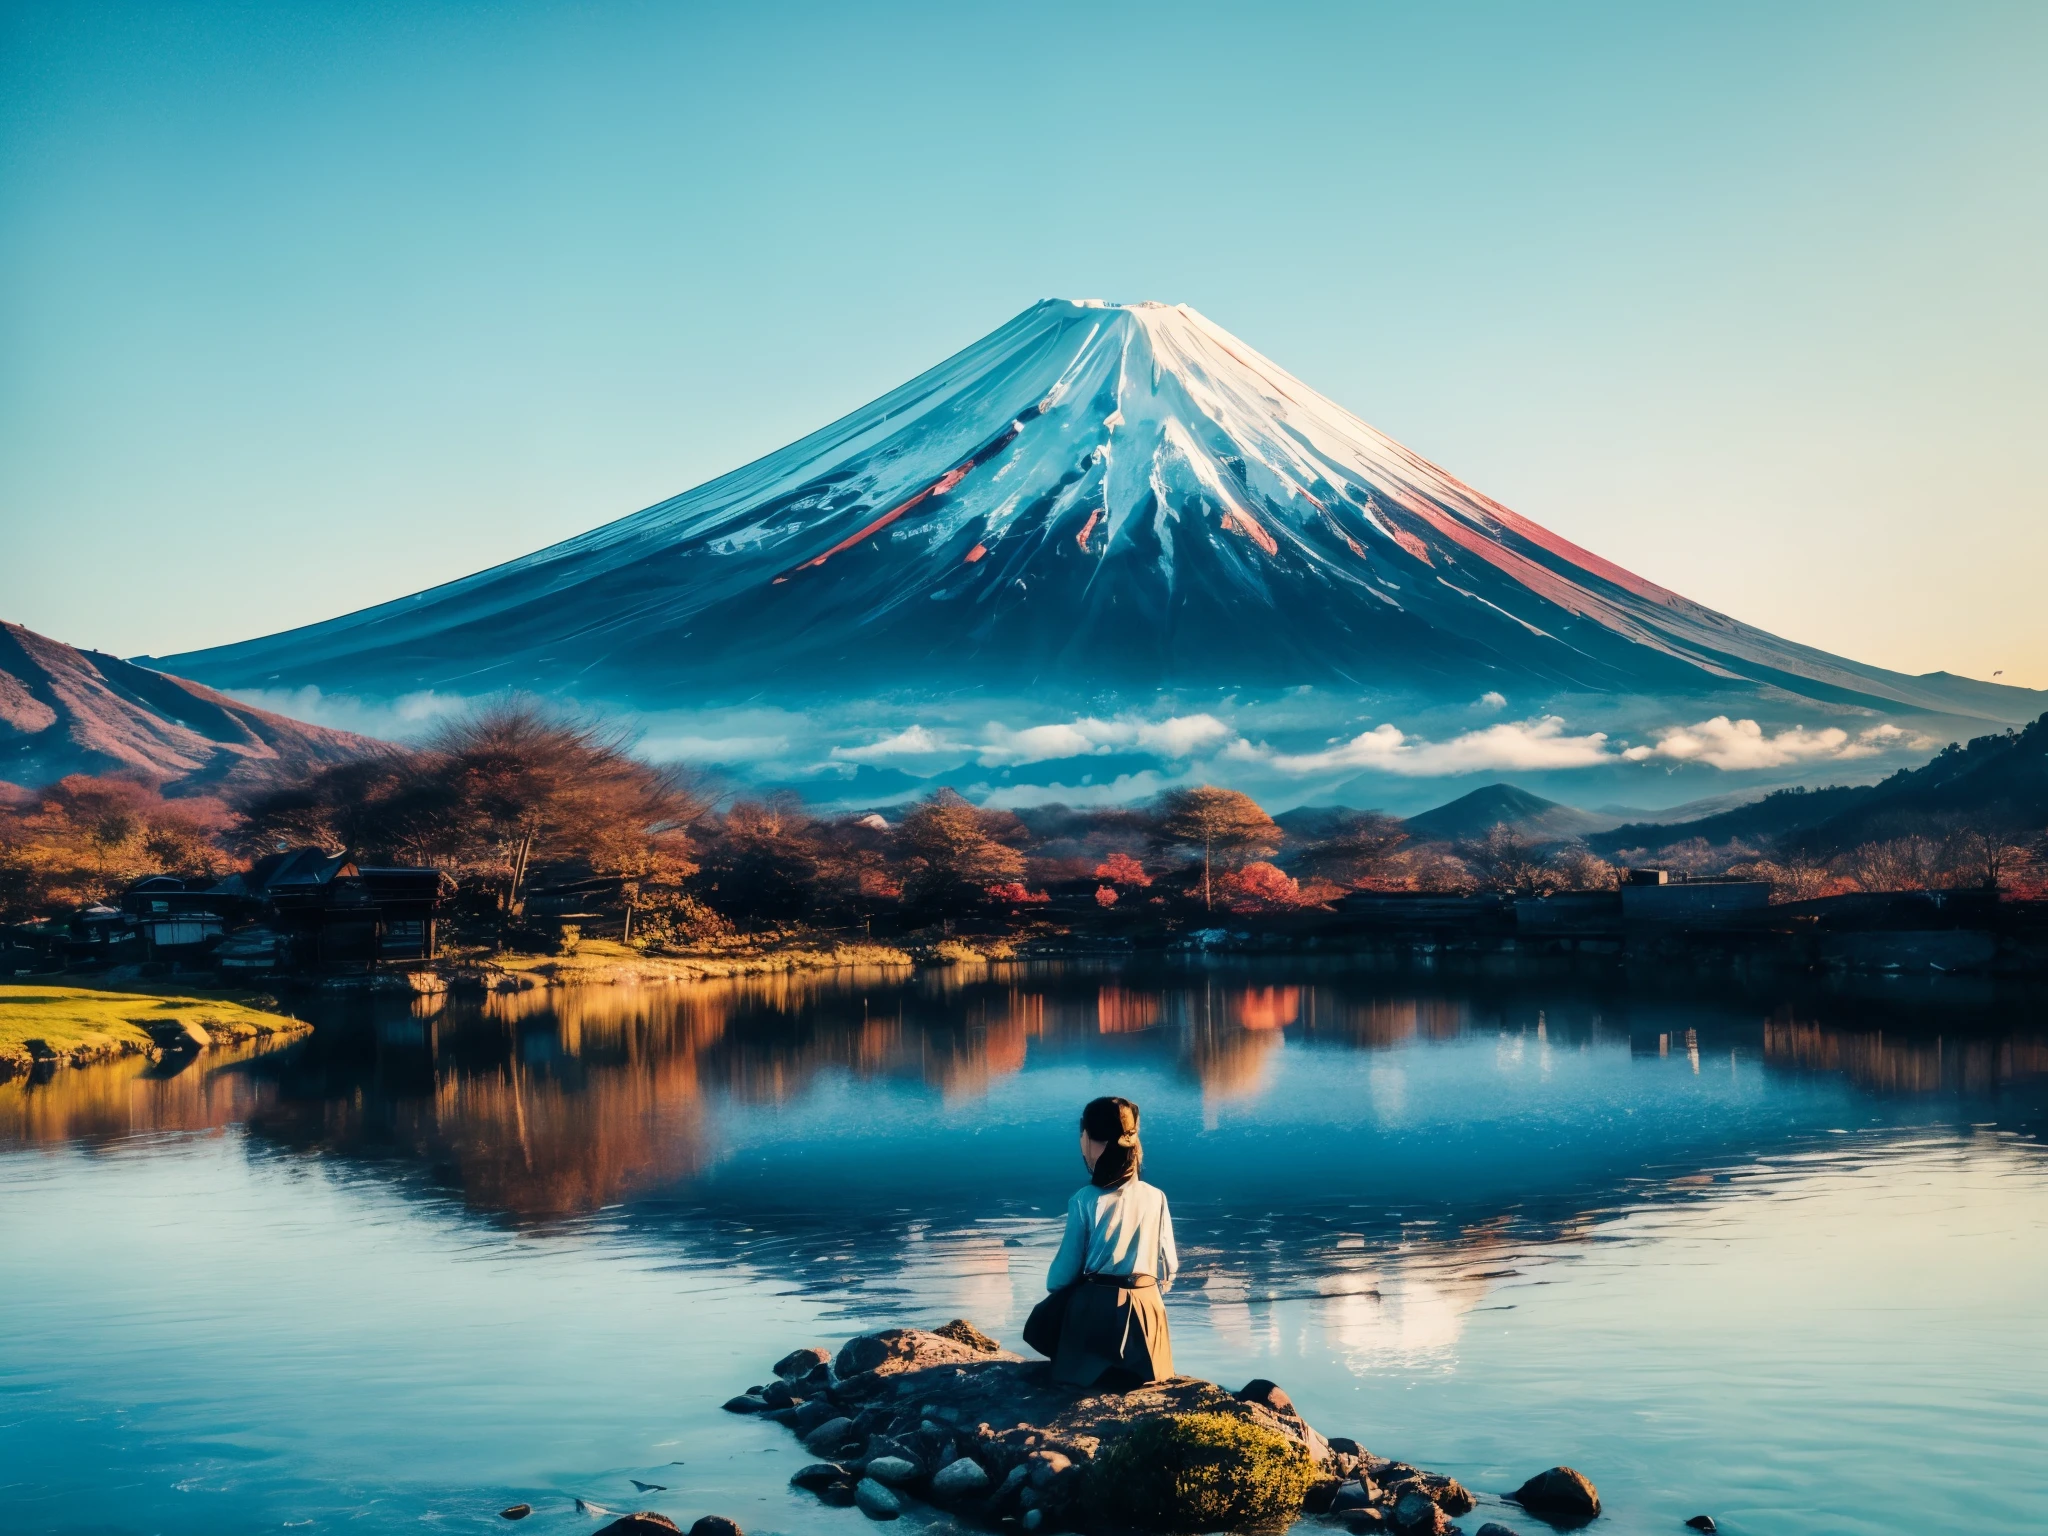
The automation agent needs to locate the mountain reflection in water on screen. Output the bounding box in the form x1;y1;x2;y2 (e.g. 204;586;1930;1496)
4;961;2047;1536
7;963;2042;1241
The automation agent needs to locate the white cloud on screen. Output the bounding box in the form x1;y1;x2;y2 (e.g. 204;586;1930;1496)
830;724;962;764
1474;691;1507;712
976;713;1232;767
1622;717;1933;770
1241;716;1614;777
227;685;471;740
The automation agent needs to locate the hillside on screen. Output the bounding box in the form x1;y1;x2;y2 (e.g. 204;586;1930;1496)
1402;783;1616;843
1591;711;2048;855
0;622;384;794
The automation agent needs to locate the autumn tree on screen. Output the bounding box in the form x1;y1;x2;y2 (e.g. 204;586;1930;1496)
0;775;229;920
696;795;824;923
1459;825;1557;897
1155;786;1280;910
1297;812;1409;889
427;700;705;913
896;790;1026;914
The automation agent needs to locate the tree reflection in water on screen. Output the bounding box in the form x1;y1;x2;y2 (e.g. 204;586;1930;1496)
5;964;2045;1259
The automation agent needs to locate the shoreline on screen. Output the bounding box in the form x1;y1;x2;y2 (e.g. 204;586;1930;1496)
0;982;311;1080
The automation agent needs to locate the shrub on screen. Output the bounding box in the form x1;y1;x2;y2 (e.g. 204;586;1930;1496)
554;924;582;955
1088;1411;1314;1532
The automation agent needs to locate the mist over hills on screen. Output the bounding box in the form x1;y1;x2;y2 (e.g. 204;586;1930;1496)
145;299;2041;810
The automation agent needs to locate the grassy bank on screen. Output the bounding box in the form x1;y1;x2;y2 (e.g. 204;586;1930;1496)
479;936;923;987
0;985;310;1078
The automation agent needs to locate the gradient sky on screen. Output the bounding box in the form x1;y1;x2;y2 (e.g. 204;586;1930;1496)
2;1;2043;686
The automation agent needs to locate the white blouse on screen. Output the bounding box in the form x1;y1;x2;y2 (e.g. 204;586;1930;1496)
1046;1179;1179;1292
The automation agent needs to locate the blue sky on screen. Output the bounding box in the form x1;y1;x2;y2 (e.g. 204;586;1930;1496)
2;1;2043;685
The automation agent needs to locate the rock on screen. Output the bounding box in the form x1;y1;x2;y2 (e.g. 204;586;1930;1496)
818;1482;857;1508
1022;1510;1043;1532
932;1318;1002;1353
931;1458;993;1499
854;1479;902;1520
1685;1521;1716;1534
1235;1379;1295;1415
775;1346;831;1379
791;1399;838;1435
1475;1524;1524;1536
1026;1450;1072;1487
721;1394;770;1414
1509;1467;1601;1525
1428;1478;1476;1516
1329;1436;1363;1456
803;1417;857;1455
760;1379;800;1409
595;1517;679;1536
834;1328;1020;1381
1348;1515;1387;1533
1303;1478;1341;1514
1331;1481;1378;1513
995;1464;1030;1503
687;1520;742;1536
863;1456;920;1487
789;1464;846;1491
498;1507;531;1521
1393;1490;1449;1535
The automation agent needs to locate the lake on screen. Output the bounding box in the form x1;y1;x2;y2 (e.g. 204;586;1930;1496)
2;960;2045;1536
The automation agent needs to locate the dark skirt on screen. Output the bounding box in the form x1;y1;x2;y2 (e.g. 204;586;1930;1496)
1049;1276;1173;1387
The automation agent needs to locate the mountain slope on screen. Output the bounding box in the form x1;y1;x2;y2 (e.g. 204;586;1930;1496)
1404;783;1616;843
1;622;384;793
153;300;2042;724
1590;711;2048;855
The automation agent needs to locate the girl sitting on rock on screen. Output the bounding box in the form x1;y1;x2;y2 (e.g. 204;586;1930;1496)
1032;1095;1178;1388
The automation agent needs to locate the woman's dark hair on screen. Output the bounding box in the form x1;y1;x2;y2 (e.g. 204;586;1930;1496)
1082;1096;1142;1189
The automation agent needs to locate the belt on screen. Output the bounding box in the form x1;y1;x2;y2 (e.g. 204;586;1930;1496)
1081;1272;1156;1289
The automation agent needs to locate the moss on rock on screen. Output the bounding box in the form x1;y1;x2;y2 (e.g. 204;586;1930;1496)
1089;1411;1315;1532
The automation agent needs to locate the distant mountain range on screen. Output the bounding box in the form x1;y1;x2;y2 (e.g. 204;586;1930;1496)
1590;711;2048;856
0;622;381;795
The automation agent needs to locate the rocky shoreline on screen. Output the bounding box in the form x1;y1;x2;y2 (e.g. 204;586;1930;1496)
713;1323;1602;1536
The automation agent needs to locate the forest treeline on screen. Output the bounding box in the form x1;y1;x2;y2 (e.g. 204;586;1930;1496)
2;699;2043;934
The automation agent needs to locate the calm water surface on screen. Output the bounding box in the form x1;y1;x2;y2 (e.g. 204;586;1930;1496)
2;961;2045;1536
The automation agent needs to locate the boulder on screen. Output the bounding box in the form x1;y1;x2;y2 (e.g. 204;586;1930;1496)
498;1506;531;1521
791;1399;838;1435
803;1417;857;1456
1510;1467;1601;1525
789;1464;846;1491
818;1482;857;1508
595;1518;678;1536
1025;1450;1072;1487
1235;1379;1295;1414
931;1457;993;1499
932;1318;1002;1353
834;1328;1020;1382
721;1395;769;1414
687;1520;742;1536
1476;1525;1524;1536
854;1479;902;1520
774;1346;831;1379
1330;1480;1378;1513
1427;1477;1475;1516
863;1456;920;1488
1392;1489;1448;1535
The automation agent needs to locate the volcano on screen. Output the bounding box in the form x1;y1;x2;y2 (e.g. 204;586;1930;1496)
154;297;2038;815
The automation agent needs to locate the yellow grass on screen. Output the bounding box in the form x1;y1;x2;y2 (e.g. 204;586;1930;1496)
0;984;310;1078
485;936;918;986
